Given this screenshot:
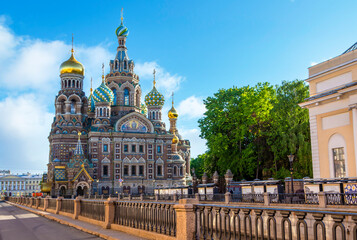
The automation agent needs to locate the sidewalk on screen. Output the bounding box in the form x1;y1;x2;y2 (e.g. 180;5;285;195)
7;202;147;240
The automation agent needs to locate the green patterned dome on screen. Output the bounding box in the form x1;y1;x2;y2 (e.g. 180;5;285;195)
145;87;165;107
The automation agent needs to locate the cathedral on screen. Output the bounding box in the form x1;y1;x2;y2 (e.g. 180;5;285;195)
46;14;191;196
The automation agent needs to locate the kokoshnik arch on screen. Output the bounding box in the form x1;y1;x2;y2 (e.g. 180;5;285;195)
45;12;192;196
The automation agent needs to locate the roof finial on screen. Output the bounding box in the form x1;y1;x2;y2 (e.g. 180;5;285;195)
121;8;124;24
71;33;74;53
102;63;105;82
172;92;174;106
153;69;156;87
90;77;93;93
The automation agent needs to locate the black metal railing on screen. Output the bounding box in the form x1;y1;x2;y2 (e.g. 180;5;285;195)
48;198;57;210
230;193;264;203
269;193;319;205
199;194;226;202
61;199;74;213
80;200;105;221
157;194;174;201
326;193;357;205
114;201;176;237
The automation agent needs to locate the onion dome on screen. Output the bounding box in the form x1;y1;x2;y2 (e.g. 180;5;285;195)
145;86;165;106
145;69;164;106
168;106;178;119
172;131;179;144
116;10;129;37
168;93;178;119
93;77;114;104
60;50;84;75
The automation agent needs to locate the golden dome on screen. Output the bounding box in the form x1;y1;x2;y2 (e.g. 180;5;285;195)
60;50;84;75
168;106;178;119
172;131;179;144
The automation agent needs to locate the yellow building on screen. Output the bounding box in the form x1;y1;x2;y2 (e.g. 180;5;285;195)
300;43;357;179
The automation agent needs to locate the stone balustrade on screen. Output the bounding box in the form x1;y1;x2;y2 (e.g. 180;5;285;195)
7;196;357;240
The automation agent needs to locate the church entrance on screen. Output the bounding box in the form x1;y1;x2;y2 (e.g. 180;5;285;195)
59;186;66;196
77;186;84;196
76;181;90;196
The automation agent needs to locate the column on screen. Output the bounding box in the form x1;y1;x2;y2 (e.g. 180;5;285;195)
352;106;357;176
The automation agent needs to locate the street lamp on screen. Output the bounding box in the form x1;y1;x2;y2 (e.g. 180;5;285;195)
288;154;295;194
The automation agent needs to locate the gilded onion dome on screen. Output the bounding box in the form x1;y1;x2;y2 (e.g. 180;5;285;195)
93;77;114;104
60;50;85;76
168;93;178;119
172;131;179;144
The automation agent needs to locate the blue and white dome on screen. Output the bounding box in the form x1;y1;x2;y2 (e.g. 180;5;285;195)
93;80;114;104
116;22;129;37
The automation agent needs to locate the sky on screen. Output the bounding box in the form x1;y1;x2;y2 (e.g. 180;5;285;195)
1;0;357;174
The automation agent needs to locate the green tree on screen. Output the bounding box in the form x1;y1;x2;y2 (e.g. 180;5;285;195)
190;154;206;179
268;80;312;179
197;80;312;180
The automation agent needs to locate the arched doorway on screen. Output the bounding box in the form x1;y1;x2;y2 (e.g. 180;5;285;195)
59;186;66;196
101;186;109;195
138;185;145;194
77;186;84;196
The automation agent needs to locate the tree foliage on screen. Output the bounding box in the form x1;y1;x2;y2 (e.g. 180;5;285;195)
193;80;311;180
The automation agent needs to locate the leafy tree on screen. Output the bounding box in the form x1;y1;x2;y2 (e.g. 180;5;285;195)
197;80;312;180
190;154;206;179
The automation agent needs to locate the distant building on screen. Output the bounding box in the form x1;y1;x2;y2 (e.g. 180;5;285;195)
0;170;10;176
0;173;42;197
300;42;357;179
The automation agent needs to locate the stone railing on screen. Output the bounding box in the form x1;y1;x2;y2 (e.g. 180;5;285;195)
7;195;357;240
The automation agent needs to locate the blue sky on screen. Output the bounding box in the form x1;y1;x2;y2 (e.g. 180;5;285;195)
1;0;357;173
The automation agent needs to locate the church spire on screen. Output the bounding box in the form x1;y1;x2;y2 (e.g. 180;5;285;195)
74;132;84;156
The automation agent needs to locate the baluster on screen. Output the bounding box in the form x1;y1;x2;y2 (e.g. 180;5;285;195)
232;209;241;240
254;209;264;240
223;208;231;240
296;212;308;240
242;209;252;240
206;206;213;239
352;216;357;240
312;213;326;240
214;207;222;239
199;206;205;240
267;210;277;240
280;211;292;240
331;215;346;240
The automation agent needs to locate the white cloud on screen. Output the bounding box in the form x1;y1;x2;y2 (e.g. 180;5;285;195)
177;96;206;119
135;61;184;97
0;94;53;171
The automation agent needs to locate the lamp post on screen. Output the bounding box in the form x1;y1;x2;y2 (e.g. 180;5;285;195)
288;154;295;194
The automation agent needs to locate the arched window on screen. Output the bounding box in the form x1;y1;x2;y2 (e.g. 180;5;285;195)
103;108;106;117
180;166;183;176
100;108;103;117
153;112;155;120
124;60;127;69
124;88;129;105
76;81;79;88
70;100;76;114
173;166;177;176
112;89;117;105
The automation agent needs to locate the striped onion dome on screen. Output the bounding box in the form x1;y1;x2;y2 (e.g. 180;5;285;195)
93;81;114;104
144;87;165;107
116;22;129;37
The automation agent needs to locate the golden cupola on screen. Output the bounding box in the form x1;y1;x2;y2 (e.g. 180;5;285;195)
172;131;179;144
60;48;84;76
168;93;178;119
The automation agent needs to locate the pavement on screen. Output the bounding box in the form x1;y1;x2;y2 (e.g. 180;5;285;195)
1;201;147;240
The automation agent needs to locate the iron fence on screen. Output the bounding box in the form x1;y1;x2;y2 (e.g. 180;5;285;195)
269;193;319;205
39;198;44;208
80;200;105;221
231;194;264;203
48;198;57;210
61;199;74;213
114;201;176;237
199;194;225;202
326;193;357;205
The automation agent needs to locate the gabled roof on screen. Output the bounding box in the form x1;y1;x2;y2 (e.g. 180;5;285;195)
72;165;93;182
